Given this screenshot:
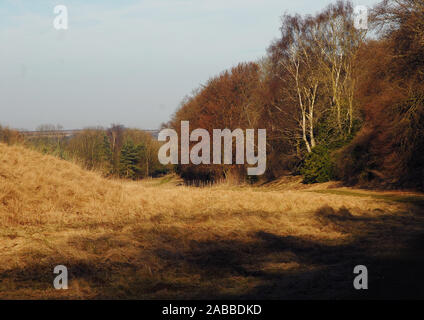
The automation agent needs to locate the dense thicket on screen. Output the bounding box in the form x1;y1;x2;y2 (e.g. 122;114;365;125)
167;0;365;183
336;0;424;189
165;0;424;189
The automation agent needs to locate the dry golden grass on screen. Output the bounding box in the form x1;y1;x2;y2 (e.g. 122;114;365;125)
1;142;424;299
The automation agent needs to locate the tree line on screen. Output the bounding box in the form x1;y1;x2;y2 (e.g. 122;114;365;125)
165;0;424;190
0;124;168;180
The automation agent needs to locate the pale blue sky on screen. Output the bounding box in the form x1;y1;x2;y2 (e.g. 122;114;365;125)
0;0;380;130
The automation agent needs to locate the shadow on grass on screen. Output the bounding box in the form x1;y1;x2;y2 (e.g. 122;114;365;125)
1;206;424;299
148;207;424;299
309;189;424;207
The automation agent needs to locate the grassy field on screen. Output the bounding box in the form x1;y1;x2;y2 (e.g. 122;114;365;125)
1;143;424;299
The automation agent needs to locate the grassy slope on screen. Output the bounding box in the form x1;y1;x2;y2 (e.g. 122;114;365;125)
1;143;424;299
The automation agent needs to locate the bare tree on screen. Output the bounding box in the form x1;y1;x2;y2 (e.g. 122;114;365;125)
312;1;367;136
272;14;321;153
107;124;125;174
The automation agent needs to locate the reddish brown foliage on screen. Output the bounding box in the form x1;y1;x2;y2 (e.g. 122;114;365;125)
336;0;424;189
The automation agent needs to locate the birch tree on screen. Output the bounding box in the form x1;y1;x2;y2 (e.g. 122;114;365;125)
272;14;321;153
312;1;367;137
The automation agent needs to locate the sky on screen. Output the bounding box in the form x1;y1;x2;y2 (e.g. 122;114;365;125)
0;0;380;130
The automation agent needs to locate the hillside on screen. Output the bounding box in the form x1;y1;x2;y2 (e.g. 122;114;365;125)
1;143;424;299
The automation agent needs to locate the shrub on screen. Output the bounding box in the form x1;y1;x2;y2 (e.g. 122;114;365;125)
300;145;334;184
119;140;144;179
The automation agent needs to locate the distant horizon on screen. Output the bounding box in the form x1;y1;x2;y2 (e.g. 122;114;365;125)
13;125;162;132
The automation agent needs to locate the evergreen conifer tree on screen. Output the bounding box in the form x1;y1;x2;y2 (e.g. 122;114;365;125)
119;140;144;179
